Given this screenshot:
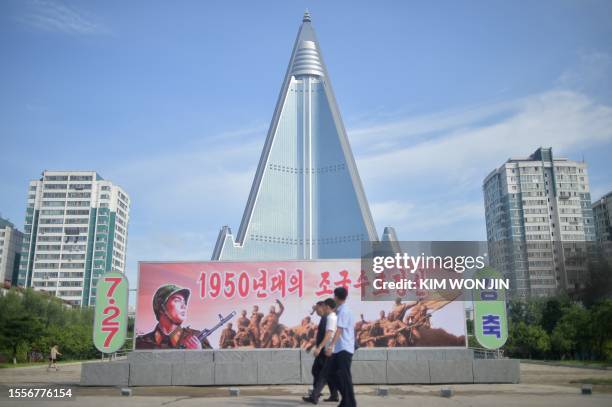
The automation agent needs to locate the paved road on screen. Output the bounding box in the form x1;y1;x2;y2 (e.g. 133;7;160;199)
1;393;611;407
0;361;611;406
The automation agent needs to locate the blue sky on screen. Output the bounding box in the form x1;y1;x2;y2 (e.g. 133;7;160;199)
1;0;612;290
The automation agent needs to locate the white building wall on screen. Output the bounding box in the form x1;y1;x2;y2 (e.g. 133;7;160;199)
18;171;130;306
483;148;595;298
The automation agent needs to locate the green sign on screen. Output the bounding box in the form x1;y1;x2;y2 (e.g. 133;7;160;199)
473;267;508;349
93;272;129;353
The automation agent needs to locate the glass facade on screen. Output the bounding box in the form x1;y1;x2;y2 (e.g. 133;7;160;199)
213;17;377;261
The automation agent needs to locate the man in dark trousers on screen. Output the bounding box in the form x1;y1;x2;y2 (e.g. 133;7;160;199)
303;299;339;404
326;287;356;407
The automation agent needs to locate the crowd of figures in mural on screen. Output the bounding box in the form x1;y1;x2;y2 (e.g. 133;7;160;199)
218;298;465;349
135;262;467;350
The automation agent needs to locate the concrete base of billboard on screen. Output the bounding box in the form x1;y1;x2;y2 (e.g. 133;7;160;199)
130;362;172;386
215;362;258;385
473;359;520;384
387;359;430;383
80;348;520;386
81;361;129;386
429;359;474;384
172;362;214;386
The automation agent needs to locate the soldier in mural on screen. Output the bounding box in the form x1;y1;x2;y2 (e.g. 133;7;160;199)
219;323;236;348
280;328;298;348
159;295;462;350
135;285;212;349
260;299;285;347
234;326;257;348
237;309;250;329
387;298;415;322
248;305;264;347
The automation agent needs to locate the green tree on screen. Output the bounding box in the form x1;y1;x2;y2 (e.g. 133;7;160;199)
590;300;612;360
549;303;591;359
508;298;544;326
506;321;550;359
0;288;98;364
541;296;569;333
0;291;43;364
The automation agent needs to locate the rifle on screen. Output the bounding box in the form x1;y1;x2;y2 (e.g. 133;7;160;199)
196;311;237;341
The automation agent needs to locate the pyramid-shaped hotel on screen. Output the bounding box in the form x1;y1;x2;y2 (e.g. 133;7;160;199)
212;12;387;261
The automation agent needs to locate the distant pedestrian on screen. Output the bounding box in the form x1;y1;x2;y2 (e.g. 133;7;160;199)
48;345;61;371
326;287;356;407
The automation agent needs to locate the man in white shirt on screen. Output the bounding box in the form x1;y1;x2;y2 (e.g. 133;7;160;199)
303;298;338;404
326;287;356;407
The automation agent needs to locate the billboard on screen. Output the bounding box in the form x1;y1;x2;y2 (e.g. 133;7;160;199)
135;260;466;350
93;272;129;353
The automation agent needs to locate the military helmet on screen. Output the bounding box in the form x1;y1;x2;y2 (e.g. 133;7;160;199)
152;284;191;320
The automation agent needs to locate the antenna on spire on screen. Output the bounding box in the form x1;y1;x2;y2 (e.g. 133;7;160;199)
303;9;311;22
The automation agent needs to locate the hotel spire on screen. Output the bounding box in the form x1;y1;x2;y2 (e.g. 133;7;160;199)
212;13;378;260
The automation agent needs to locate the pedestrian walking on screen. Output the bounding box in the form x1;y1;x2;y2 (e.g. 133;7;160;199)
303;299;339;404
326;287;356;407
48;345;61;371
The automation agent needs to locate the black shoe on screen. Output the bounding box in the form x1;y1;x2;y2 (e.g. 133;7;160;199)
323;396;339;402
302;396;318;404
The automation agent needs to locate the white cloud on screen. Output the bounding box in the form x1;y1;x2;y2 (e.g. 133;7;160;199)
349;99;518;152
349;89;612;240
108;87;612;281
17;0;108;35
371;200;484;240
353;90;612;184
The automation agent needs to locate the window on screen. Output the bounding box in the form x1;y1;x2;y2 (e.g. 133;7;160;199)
60;281;83;287
66;200;90;207
65;218;88;224
59;272;83;278
70;175;93;181
69;184;92;190
36;244;60;251
61;253;86;260
61;262;85;269
44;184;67;190
36;253;60;260
39;227;63;233
64;227;87;235
67;192;91;198
62;244;86;251
43;192;66;198
38;236;62;242
35;262;59;269
39;218;63;224
41;210;64;216
66;209;89;215
42;201;65;207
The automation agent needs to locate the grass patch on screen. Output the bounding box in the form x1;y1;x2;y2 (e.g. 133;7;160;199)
552;360;612;368
527;359;612;369
0;359;83;369
571;378;612;385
